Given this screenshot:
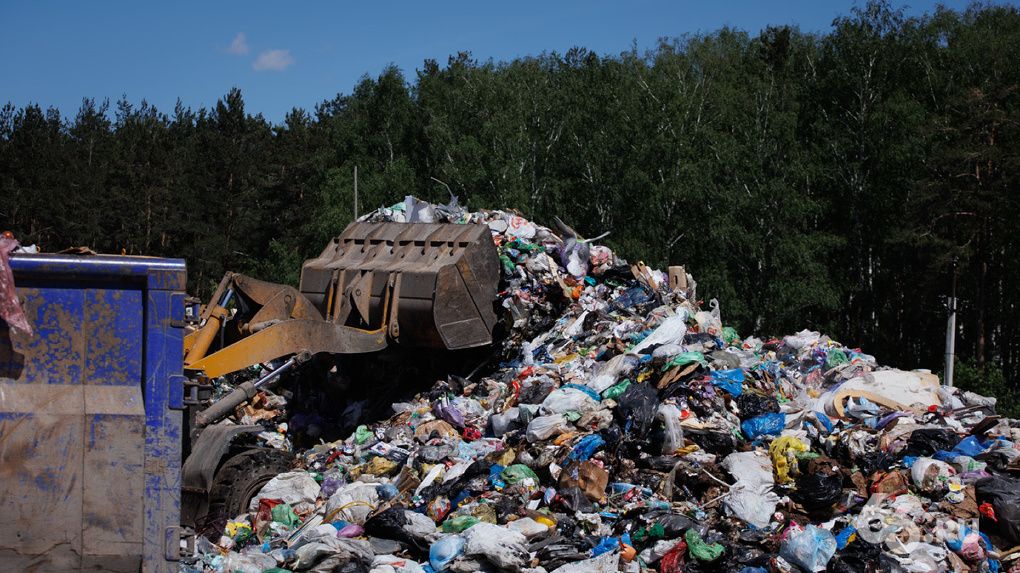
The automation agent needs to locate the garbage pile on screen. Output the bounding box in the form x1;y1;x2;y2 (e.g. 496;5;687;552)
183;197;1020;573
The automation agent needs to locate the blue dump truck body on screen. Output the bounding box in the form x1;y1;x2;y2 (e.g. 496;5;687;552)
0;254;186;572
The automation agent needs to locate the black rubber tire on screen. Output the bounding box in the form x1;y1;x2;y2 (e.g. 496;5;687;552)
208;448;296;518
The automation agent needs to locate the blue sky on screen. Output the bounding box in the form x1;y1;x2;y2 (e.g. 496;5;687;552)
2;1;980;126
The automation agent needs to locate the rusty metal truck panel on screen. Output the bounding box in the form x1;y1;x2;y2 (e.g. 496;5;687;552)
0;254;186;573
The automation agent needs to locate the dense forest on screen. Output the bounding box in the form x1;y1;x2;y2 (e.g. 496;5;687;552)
1;2;1018;399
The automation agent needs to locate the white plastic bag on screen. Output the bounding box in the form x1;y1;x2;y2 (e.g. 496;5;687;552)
587;354;639;393
293;538;375;570
507;517;549;540
550;550;621;573
631;313;687;354
692;299;723;338
782;329;821;350
403;509;438;539
541;388;598;415
216;551;275;573
637;538;682;564
462;522;530;571
526;414;570;443
249;471;320;512
910;457;956;492
657;404;685;455
490;408;521;437
721;451;774;490
724;487;779;529
371;554;427;573
323;482;380;524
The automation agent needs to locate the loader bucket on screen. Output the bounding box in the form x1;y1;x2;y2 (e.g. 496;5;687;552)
300;222;501;350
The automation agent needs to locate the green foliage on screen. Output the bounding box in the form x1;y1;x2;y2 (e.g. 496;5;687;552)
947;357;1019;419
240;239;304;288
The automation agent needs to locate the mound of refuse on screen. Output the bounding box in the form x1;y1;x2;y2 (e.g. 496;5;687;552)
182;197;1016;573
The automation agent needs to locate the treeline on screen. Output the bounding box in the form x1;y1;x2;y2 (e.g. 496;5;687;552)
1;1;1018;393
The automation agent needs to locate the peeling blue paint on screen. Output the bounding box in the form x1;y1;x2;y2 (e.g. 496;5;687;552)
2;254;185;572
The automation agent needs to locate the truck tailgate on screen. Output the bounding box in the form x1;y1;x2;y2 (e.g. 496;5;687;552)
0;254;186;573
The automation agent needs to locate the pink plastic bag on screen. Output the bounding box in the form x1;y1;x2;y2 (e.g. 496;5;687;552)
0;238;32;335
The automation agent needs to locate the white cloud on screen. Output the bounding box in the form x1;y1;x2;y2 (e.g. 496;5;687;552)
253;49;296;72
227;33;249;55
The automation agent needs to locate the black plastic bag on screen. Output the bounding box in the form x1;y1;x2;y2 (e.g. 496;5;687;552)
532;535;589;570
903;428;961;457
598;266;639;284
977;450;1013;472
719;544;769;571
659;385;713;419
735;393;780;421
600;423;624;450
362;507;428;556
657;513;698;538
687;431;735;455
683;332;714;345
826;538;880;573
976;476;1020;544
496;493;523;520
790;472;844;510
854;451;892;477
363;506;409;535
641;455;681;472
466;458;495;476
552;514;577;538
616;382;658;438
518;378;555;404
557;485;596;513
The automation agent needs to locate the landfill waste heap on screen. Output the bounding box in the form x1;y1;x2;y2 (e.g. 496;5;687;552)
182;196;1020;573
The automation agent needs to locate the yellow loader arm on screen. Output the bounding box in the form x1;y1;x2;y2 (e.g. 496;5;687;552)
182;221;500;380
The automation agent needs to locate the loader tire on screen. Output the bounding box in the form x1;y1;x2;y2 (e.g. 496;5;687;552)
208;448;296;519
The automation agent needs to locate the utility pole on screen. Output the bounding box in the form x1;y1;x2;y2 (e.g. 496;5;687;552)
945;259;958;387
354;165;359;220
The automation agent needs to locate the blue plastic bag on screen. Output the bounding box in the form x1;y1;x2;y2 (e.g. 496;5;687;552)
780;525;836;572
592;532;632;557
610;282;655;311
741;413;786;441
813;411;834;433
563;383;601;402
376;483;400;500
430;535;466;571
947;522;993;564
709;369;745;396
610;482;653;497
489;464;506;488
834;524;856;550
568;434;606;461
952;436;988;458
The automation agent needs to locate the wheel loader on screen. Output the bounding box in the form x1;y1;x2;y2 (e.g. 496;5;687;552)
179;220;503;525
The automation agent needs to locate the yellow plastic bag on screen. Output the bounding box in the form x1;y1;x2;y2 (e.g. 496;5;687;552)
770;436;807;484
